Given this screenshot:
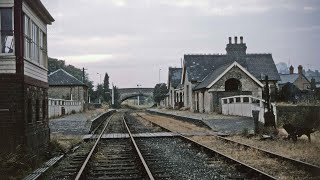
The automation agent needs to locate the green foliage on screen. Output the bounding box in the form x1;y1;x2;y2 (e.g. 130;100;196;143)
153;83;169;104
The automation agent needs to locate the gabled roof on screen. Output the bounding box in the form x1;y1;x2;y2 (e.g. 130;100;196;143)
168;67;182;88
195;61;264;90
48;69;86;86
279;73;311;85
279;74;299;84
183;53;280;83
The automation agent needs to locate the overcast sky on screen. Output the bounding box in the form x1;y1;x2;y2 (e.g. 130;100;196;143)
42;0;320;88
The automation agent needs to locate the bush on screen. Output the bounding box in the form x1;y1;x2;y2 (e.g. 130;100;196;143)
71;110;76;114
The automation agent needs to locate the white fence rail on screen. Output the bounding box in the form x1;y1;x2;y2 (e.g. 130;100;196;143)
48;98;82;118
221;95;276;123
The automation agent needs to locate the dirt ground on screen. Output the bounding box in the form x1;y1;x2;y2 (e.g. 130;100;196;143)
50;108;106;153
138;112;320;179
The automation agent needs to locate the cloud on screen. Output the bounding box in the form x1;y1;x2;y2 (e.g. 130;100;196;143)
41;0;320;87
58;54;113;64
304;6;315;12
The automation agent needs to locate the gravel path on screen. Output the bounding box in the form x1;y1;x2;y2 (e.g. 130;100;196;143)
49;110;104;135
148;108;254;134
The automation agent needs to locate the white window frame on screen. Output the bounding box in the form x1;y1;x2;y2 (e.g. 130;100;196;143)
0;7;14;55
23;14;48;69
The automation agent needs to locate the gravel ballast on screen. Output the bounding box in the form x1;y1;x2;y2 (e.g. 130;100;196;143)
136;137;245;179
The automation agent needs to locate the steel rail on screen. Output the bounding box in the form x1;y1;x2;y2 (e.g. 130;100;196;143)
144;112;320;177
136;112;277;180
75;113;115;180
217;135;320;176
123;114;155;180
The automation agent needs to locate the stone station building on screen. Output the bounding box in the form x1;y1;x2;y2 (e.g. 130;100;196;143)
167;67;182;109
166;36;280;113
0;0;54;154
48;68;88;111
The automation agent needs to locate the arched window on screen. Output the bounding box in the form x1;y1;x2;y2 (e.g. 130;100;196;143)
225;78;241;91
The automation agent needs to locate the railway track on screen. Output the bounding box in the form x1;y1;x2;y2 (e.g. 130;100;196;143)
123;112;269;179
75;112;152;180
136;112;320;180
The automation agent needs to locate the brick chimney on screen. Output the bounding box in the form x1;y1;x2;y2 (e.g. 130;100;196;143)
289;65;294;74
226;36;247;56
298;65;303;75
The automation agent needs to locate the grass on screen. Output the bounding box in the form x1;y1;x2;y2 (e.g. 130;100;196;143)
0;146;46;180
50;133;83;154
228;131;320;167
190;135;313;179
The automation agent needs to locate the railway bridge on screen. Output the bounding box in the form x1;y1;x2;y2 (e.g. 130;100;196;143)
118;88;154;102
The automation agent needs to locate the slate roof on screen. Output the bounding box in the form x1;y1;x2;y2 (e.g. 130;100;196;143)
278;74;299;84
184;54;280;86
168;67;182;88
48;69;86;86
194;62;232;90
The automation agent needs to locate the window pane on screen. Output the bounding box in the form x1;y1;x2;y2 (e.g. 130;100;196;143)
1;8;12;31
1;8;14;53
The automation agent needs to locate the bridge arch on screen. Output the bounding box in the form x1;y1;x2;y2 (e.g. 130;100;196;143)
118;88;154;103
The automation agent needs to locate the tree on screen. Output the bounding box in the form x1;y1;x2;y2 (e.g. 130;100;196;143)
103;72;111;102
153;83;168;104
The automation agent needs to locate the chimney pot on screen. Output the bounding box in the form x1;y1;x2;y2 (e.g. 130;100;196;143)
298;65;303;75
289;65;294;74
228;37;232;44
234;36;238;44
240;36;243;44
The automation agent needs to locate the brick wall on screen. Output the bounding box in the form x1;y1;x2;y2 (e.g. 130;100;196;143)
0;74;50;154
24;83;50;154
0;74;24;152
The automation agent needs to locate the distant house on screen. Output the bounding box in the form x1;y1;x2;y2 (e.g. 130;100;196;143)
167;67;182;108
305;69;320;90
279;65;311;91
48;69;88;109
179;36;280;113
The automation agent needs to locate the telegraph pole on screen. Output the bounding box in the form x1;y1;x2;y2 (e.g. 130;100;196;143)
137;84;141;106
111;83;114;105
159;68;161;83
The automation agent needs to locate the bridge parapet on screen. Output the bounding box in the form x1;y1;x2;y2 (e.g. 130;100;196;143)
118;88;154;102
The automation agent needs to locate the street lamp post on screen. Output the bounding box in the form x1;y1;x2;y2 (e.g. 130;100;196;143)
159;68;161;84
137;84;141;106
97;73;101;84
111;83;114;105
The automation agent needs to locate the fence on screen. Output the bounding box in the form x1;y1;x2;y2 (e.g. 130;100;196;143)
48;98;82;118
221;95;277;124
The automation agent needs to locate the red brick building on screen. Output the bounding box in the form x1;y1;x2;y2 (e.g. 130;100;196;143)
0;0;54;154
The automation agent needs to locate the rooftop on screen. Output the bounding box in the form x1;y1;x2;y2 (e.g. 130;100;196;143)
48;69;86;86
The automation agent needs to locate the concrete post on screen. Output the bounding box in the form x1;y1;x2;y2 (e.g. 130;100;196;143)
112;84;114;105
